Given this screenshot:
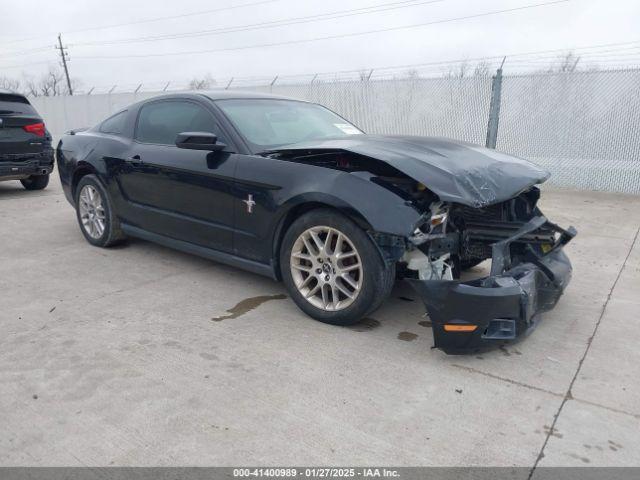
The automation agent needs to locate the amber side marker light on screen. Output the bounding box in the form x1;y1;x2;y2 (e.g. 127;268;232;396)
444;324;478;332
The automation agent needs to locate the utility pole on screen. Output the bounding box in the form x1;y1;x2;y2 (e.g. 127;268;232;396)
485;57;506;149
56;33;73;95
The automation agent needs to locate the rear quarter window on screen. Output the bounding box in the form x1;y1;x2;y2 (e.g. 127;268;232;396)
0;93;38;115
99;110;128;135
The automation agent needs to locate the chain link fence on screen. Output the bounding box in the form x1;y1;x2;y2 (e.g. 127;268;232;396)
31;68;640;194
497;69;640;193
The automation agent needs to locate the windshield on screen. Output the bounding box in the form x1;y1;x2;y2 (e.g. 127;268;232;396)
216;99;363;150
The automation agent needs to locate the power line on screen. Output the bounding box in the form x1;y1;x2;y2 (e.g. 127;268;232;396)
502;48;640;63
231;43;640;78
307;47;640;76
0;60;57;70
15;30;640;63
68;0;282;35
0;0;282;46
510;56;640;65
338;46;640;75
70;0;448;47
77;44;640;88
0;0;443;57
4;38;640;74
0;46;54;59
499;41;640;59
74;0;573;60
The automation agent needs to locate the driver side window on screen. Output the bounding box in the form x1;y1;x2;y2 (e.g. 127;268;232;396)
135;100;227;146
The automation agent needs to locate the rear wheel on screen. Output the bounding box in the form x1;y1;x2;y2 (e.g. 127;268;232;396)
20;174;49;190
75;174;125;247
280;209;394;325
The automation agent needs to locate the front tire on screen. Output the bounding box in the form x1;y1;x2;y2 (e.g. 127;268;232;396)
20;174;49;190
280;209;394;326
75;174;125;247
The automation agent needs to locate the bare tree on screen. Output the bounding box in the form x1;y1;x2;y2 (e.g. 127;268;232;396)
42;68;64;96
22;67;71;97
22;76;39;97
358;69;374;81
473;61;492;77
405;69;420;80
444;61;469;79
547;51;581;73
189;73;216;90
0;76;21;92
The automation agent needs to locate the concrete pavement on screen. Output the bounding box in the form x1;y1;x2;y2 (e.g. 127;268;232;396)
1;173;638;468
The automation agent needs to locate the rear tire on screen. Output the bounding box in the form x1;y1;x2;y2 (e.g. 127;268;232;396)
280;209;394;326
20;174;49;190
75;174;125;247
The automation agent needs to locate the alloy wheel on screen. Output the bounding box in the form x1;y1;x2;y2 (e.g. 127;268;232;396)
290;226;363;311
78;184;106;239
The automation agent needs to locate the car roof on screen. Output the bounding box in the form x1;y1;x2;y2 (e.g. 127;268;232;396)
135;90;306;105
198;90;300;101
120;90;315;119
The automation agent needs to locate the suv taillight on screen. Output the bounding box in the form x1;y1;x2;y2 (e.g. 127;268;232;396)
23;122;46;137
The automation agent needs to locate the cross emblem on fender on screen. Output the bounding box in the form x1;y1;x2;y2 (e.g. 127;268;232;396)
243;194;256;214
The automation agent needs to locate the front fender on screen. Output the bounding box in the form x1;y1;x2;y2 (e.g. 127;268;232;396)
279;171;422;237
268;171;422;279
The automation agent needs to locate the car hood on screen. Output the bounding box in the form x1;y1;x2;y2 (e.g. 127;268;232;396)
265;135;550;207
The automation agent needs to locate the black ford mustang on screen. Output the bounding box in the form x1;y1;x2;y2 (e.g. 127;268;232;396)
56;91;576;354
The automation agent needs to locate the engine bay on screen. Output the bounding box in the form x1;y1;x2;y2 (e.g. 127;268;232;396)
401;187;558;281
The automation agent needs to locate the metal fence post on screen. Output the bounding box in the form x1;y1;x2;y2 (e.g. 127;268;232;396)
485;62;504;149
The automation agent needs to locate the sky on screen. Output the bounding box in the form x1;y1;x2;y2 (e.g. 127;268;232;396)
1;0;639;92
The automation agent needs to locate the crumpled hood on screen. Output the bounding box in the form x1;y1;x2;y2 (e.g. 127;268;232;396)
266;135;550;207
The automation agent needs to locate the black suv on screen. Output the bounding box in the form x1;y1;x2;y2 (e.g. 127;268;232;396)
0;89;54;190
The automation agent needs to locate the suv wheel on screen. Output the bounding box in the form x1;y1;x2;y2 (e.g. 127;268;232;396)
280;209;395;326
75;174;125;247
20;174;49;190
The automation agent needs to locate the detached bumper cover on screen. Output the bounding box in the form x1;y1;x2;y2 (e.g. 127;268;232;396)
407;216;576;354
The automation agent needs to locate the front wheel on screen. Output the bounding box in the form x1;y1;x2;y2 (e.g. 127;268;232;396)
280;209;394;326
20;174;49;190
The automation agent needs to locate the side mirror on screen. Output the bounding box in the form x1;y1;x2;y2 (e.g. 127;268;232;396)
175;132;227;151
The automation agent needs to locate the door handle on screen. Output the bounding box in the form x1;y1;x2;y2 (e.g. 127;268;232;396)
127;154;142;165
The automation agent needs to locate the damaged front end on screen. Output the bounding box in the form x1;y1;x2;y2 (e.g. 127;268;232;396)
403;191;576;354
264;136;576;353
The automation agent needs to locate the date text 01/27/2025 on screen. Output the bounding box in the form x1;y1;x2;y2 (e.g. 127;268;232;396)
232;468;400;478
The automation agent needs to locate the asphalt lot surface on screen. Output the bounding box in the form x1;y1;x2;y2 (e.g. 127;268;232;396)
1;171;639;469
